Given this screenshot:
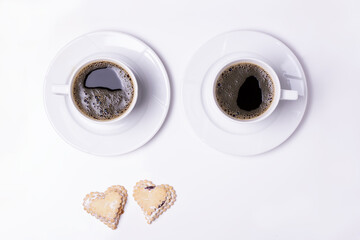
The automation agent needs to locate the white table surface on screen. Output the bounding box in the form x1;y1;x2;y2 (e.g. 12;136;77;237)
1;0;360;239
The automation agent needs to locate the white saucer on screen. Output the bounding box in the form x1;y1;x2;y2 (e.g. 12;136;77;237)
44;31;170;156
183;30;307;156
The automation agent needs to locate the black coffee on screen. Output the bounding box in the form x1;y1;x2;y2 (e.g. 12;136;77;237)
72;61;134;121
215;62;274;120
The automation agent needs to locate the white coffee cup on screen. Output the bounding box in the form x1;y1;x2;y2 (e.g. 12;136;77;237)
51;55;138;124
211;57;297;123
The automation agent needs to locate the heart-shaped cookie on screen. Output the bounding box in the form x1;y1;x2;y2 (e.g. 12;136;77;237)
133;180;176;224
83;185;127;229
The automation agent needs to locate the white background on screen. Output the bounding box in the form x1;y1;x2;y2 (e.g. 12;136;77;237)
1;0;360;239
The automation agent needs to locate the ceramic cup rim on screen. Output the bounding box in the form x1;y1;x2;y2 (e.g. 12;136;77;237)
68;56;138;124
212;57;281;123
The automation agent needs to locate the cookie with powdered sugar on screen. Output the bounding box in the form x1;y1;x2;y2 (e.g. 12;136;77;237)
83;185;127;229
133;180;176;224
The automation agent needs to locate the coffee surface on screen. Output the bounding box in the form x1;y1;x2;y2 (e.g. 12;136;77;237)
72;61;134;121
215;62;274;120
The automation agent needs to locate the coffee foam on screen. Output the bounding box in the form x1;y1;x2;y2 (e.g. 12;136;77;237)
72;61;134;121
215;62;274;120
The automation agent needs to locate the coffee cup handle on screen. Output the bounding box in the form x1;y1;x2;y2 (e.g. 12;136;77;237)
280;89;298;100
52;85;70;95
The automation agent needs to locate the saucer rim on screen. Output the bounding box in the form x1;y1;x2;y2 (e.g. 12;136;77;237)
182;30;308;156
43;31;170;156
